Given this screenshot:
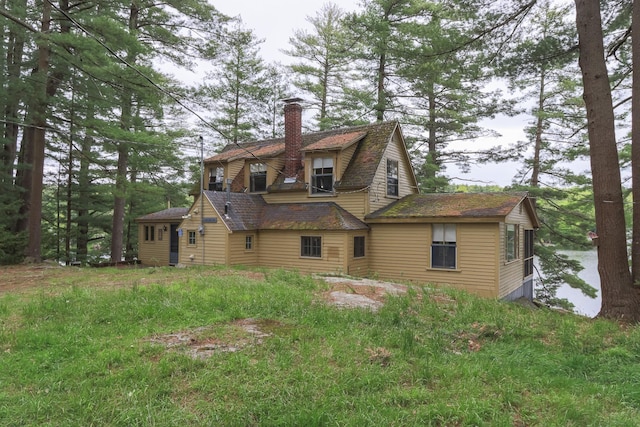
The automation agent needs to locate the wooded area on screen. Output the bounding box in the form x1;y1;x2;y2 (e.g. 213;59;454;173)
1;0;639;320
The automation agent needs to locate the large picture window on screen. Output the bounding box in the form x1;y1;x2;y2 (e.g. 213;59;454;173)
506;223;518;262
301;236;322;258
431;224;456;269
387;159;398;196
250;163;267;192
311;157;333;194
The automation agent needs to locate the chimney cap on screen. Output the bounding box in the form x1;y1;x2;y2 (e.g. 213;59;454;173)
282;97;304;104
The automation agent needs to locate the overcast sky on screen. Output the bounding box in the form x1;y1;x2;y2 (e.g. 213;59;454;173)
215;0;362;64
210;1;535;187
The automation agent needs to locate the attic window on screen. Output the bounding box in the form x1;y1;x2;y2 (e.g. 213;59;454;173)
249;163;267;192
387;159;398;196
431;224;456;269
311;157;333;194
209;166;224;191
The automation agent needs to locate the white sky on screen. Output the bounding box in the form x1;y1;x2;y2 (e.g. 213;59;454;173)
215;0;362;64
210;1;536;187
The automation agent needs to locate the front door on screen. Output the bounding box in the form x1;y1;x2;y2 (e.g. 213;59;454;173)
170;224;179;265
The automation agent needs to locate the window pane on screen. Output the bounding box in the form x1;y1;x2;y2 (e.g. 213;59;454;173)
354;236;365;258
432;243;456;269
387;160;398;196
301;236;322;257
506;224;515;261
444;224;456;242
432;224;444;242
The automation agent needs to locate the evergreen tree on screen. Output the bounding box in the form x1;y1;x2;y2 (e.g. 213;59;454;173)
284;3;365;130
198;19;270;144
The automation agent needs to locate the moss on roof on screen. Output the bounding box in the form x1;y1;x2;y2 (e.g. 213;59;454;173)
135;207;189;222
366;192;529;220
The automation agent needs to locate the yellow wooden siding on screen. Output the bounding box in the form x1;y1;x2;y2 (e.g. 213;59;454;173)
228;232;259;266
137;222;172;266
498;201;535;298
339;144;358;178
228;159;244;183
368;223;499;297
257;230;347;275
369;133;418;214
262;192;310;204
177;198;227;266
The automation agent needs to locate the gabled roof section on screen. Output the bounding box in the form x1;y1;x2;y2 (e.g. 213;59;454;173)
203;191;267;231
260;203;368;231
303;131;366;152
335;121;400;190
204;122;402;191
205;140;285;163
366;192;538;226
135;207;189;222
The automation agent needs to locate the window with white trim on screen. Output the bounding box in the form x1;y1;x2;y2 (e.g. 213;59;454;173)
188;230;196;246
311;157;333;194
431;224;456;269
506;223;518;262
246;235;254;251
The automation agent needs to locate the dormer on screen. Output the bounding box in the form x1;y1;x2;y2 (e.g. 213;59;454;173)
302;131;366;196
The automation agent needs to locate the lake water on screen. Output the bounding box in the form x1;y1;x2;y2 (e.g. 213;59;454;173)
537;249;601;318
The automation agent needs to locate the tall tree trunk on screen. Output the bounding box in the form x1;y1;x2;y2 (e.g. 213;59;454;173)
76;134;94;263
375;51;386;122
124;170;137;261
530;67;546;191
110;1;138;263
23;0;52;261
110;142;128;263
575;0;640;321
632;0;640;285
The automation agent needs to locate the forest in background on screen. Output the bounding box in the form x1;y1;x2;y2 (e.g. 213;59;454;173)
1;0;639;318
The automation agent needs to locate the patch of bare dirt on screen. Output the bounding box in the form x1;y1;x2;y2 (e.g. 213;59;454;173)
146;318;284;360
318;276;409;311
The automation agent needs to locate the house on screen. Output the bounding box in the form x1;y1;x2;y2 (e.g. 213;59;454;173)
136;99;539;300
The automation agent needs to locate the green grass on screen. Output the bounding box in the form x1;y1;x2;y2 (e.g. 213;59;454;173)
1;266;640;426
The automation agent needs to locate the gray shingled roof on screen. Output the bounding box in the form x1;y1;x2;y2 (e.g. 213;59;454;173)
203;191;266;231
260;203;368;231
201;191;367;231
135;207;189;222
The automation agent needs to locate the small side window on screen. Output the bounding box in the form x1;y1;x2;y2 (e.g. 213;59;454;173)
188;230;197;246
144;225;155;242
354;236;365;258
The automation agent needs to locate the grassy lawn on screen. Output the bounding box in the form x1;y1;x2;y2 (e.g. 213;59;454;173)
1;265;640;426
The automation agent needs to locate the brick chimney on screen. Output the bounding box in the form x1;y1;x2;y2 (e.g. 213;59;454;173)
283;98;303;179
